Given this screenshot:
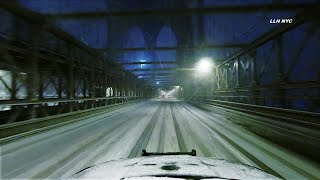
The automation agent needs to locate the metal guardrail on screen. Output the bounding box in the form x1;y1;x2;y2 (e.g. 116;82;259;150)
0;96;143;124
192;98;320;128
0;96;140;106
0;99;143;143
188;99;320;163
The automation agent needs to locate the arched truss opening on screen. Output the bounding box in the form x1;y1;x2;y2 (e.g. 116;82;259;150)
156;26;177;67
123;26;149;74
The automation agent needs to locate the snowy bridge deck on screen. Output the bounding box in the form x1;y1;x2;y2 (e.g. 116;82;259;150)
1;99;319;179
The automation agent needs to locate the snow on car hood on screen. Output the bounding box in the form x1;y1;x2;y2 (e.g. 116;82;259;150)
72;155;279;179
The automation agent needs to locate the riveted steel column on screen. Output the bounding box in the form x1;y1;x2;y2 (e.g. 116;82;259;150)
26;25;41;119
107;74;111;104
57;71;63;99
67;46;74;112
275;36;286;108
120;73;125;102
235;58;240;88
225;66;229;89
90;69;95;107
102;70;107;106
250;50;261;105
82;71;87;98
113;74;118;104
250;50;257;86
316;72;320;112
112;75;117;104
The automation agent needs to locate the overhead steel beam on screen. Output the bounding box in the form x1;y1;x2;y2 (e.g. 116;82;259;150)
44;3;314;19
149;80;176;83
135;72;176;76
156;80;177;82
146;79;174;82
131;68;176;72
153;80;176;82
141;73;176;76
141;76;176;79
99;43;245;52
131;68;193;72
157;82;177;85
142;77;176;80
156;81;176;83
121;61;176;65
145;76;176;80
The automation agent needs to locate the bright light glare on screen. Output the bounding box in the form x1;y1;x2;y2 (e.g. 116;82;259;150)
195;57;214;74
156;81;159;85
140;60;146;68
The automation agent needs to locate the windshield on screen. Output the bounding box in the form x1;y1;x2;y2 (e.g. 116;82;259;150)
1;1;319;180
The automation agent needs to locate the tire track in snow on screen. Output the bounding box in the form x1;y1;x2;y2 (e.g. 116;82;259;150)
181;103;284;178
128;103;164;157
184;102;320;179
170;102;187;152
157;103;165;152
172;103;212;156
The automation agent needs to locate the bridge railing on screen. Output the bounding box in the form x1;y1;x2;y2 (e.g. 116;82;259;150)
0;3;143;124
191;6;320;113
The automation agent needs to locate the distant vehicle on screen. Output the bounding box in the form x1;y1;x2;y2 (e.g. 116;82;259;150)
73;150;279;179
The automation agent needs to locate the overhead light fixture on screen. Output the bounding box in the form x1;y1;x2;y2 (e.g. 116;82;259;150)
195;57;214;75
156;81;159;85
140;60;146;68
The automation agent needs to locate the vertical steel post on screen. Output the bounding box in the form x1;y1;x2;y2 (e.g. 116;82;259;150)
235;58;240;88
250;51;257;86
225;67;229;89
250;50;260;105
120;74;125;102
90;70;95;107
82;72;87;98
112;74;117;104
67;46;74;112
10;71;17;101
275;36;286;108
103;73;107;105
57;72;63;99
26;25;41;119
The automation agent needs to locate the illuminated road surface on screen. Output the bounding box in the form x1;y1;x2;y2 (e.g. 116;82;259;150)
1;99;319;179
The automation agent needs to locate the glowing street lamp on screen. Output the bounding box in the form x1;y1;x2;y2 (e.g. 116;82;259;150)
195;57;214;75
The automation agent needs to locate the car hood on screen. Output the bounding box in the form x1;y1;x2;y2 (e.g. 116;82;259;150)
72;155;279;179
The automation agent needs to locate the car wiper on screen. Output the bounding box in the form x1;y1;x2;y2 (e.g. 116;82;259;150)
141;149;197;156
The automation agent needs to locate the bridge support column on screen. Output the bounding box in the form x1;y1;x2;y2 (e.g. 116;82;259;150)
250;50;261;105
26;24;42;119
67;59;74;112
275;36;286;108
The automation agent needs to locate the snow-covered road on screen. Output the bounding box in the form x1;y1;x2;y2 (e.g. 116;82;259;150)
1;99;319;179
